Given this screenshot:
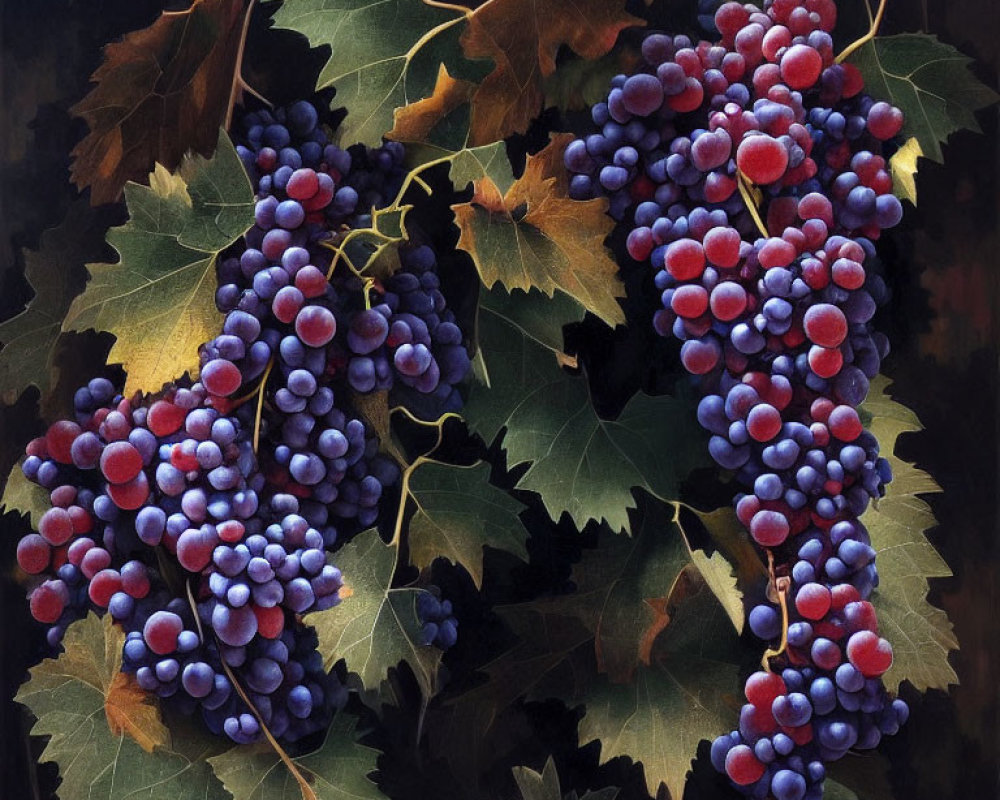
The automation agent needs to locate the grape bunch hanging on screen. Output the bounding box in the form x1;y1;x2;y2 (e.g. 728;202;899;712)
14;99;471;745
565;1;907;798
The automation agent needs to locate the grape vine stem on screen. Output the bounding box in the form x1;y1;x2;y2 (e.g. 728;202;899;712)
835;0;888;64
217;656;318;800
252;357;275;454
225;0;261;131
389;411;462;549
737;171;769;238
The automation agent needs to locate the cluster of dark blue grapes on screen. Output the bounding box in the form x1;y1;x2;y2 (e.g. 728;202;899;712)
15;100;471;746
337;245;471;412
415;590;458;650
567;2;910;797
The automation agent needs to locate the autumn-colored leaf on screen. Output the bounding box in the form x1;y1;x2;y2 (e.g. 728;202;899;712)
388;64;477;144
70;0;252;204
0;202;107;408
576;579;742;799
461;0;642;144
453;134;625;327
62;130;255;395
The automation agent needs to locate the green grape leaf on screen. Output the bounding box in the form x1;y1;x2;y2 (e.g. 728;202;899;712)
308;529;442;697
0;202;106;408
850;34;999;163
408;460;529;588
465;287;707;531
62;130;254;395
1;459;51;528
452;134;626;327
861;375;958;692
16;613;228;800
575;580;742;799
335;205;412;282
426;499;739;790
678;505;768;607
405;141;516;197
268;0;465;146
207;713;382;800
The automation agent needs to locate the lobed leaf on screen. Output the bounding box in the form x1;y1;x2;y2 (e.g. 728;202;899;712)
460;0;642;144
16;614;227;800
408;460;529;589
0;202;106;409
512;757;561;800
387;64;477;146
465;287;707;531
2;459;53;528
512;756;621;800
576;581;742;799
70;0;251;204
62;130;255;395
308;529;442;697
453;134;625;327
208;713;382;800
850;34;999;163
269;0;466;147
861;375;958;692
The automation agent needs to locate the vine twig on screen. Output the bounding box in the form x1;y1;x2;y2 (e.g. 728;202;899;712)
836;0;888;64
225;0;261;130
737;171;769;238
218;657;318;800
252;357;275;454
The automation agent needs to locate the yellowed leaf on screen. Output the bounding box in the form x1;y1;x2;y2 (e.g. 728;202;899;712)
889;136;922;205
453;134;625;326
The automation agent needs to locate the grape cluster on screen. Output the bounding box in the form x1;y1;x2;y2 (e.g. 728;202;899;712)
569;1;909;797
336;245;471;411
14;100;471;745
415;590;458;650
210;100;470;417
17;381;346;743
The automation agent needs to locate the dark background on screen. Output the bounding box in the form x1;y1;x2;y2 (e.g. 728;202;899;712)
1;1;997;799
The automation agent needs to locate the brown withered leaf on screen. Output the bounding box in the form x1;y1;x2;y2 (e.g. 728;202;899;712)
387;64;477;144
462;0;642;144
452;134;625;327
70;0;251;205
